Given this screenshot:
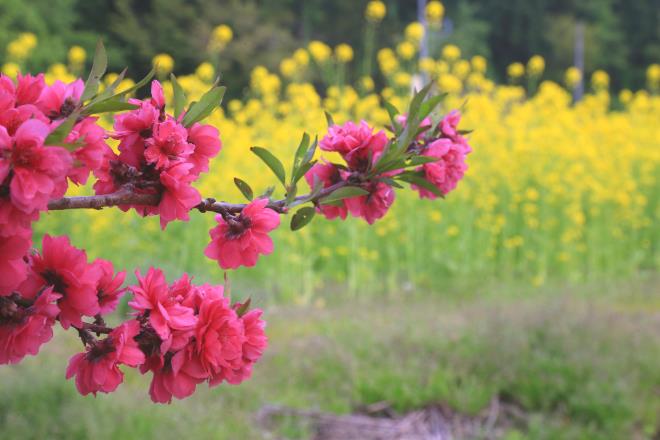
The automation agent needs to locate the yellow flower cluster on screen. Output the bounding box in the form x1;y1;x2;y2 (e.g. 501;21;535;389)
16;19;659;295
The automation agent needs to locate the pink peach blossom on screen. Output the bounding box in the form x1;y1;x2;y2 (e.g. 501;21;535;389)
0;232;31;295
37;79;84;120
304;162;347;220
20;235;101;328
93;260;126;315
0;287;60;364
66;320;145;395
204;198;280;269
343;181;395;225
320;121;388;171
128;268;197;343
158;162;202;229
186;123;222;176
144;119;193;170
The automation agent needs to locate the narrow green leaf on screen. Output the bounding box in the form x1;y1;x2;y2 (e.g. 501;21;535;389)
290;207;316;231
397;171;444;197
418;94;445;121
383;100;402;133
114;67;156;99
260;186;276;199
236;298;251;317
324;111;335;127
294;132;311;165
302;135;318;165
251;146;286;185
85;68;127;107
293;160;316;184
408;155;440;166
182;86;226;127
81;40;108;102
170;74;187;119
285;184;297;205
233;178;253;201
83;99;138;115
320;186;369;204
45;111;80;145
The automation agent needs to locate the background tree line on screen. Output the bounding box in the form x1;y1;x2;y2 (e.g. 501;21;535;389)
0;0;657;93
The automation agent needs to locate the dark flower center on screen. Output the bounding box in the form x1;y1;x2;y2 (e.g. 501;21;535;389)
86;336;116;362
225;215;252;239
41;269;69;295
135;325;162;358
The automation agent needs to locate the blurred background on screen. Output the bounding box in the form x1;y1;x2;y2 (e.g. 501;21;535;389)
1;0;659;439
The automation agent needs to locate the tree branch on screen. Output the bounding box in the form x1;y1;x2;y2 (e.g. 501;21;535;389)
47;182;348;216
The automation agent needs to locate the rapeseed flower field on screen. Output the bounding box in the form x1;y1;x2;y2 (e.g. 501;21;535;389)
4;13;658;301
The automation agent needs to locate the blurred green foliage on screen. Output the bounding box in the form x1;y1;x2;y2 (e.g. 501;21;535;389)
0;0;657;92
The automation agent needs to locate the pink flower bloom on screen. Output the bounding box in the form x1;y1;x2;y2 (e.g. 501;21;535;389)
414;138;469;199
0;104;49;136
148;345;207;404
0;76;16;113
186;123;222;176
158;162;202;229
195;295;245;381
0;233;31;295
439;110;461;140
128;268;197;343
304;162;347;220
0;201;38;237
93;260;126;315
320;121;388;171
37;79;84;120
20;235;101;328
150;81;166;111
204;198;280;270
66;320;145;396
220;307;267;385
15;73;45;106
144;119;193;170
0;287;60;365
1;120;72;213
113;102;159;168
343;181;395;225
65;117;111;185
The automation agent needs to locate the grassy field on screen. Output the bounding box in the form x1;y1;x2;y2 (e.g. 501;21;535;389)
2;275;659;439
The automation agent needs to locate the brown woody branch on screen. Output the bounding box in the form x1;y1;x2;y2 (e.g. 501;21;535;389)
47;182;347;216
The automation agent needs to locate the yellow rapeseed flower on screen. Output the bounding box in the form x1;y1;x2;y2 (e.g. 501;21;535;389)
396;41;416;60
335;44;354;63
565;67;582;88
68;46;87;65
360;76;375;92
195;62;215;82
425;1;445;25
591;70;609;90
471;55;487;73
404;22;425;44
507;62;525;79
279;58;297;78
1;62;20;78
308;40;331;63
527;55;545;76
293;48;310;66
441;44;461;61
152;53;174;75
365;1;387;22
212;25;233;45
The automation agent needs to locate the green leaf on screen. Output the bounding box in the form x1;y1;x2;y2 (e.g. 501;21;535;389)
81;40;108;102
293;160;316;185
182;86;226;127
170;74;187;119
285;185;297;205
418;94;446;121
408;155;440;166
324;111;335;127
383;100;402;133
290;207;316;231
320;186;369;204
85;68;127;107
114;67;156;99
302;136;318;165
294;132;311;165
235;298;251;317
83;99;138;115
233;178;253;201
251;146;286;185
260;186;276;199
45;111;80;145
396;171;444;197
